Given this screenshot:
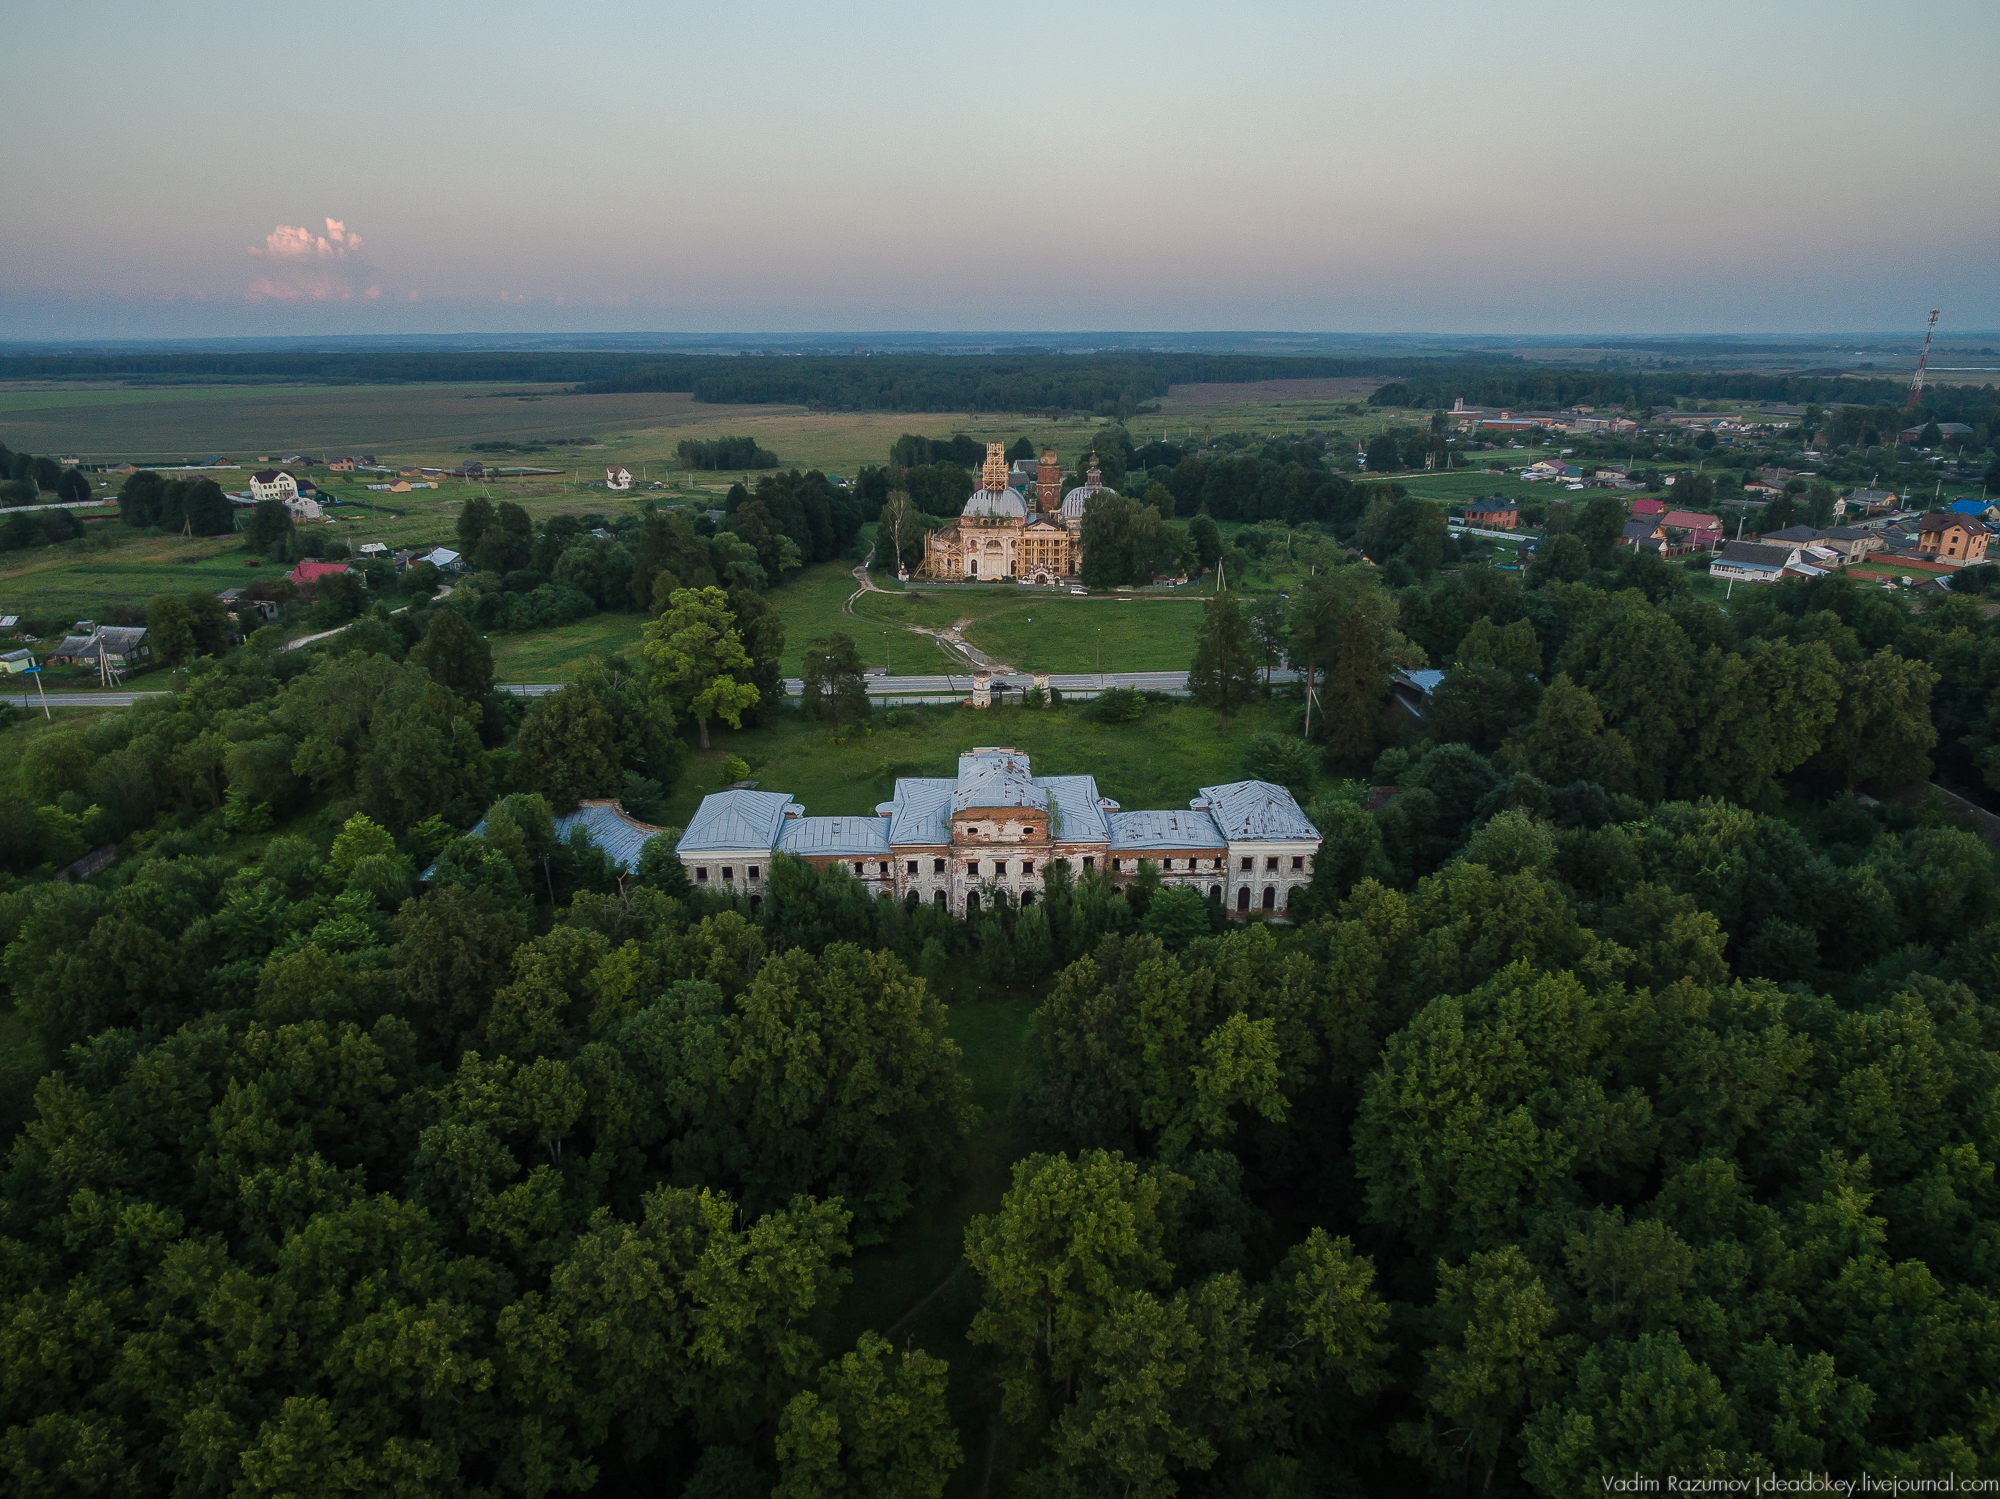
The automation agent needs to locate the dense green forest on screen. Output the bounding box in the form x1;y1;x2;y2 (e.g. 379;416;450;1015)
5;495;2000;1492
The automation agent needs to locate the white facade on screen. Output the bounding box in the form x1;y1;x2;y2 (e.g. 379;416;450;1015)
250;469;298;505
606;466;632;491
679;748;1321;919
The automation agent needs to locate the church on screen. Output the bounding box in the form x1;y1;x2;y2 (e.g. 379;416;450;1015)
676;747;1322;918
921;442;1114;583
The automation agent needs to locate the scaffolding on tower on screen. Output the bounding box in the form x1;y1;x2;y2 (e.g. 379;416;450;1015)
1905;309;1941;411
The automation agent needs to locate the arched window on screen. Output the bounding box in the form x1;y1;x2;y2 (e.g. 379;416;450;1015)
934;890;946;908
1262;886;1276;912
1021;891;1035;908
749;895;762;914
1237;887;1250;913
1209;884;1222;901
966;892;980;915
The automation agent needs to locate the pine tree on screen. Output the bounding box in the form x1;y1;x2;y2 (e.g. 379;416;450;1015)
1187;592;1258;723
1323;609;1383;769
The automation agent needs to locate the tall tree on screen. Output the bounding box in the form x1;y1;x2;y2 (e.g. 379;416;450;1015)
411;610;494;703
1187;592;1259;723
801;633;869;737
878;491;924;574
642;586;759;751
965;1150;1185;1419
774;1333;961;1499
1323;609;1385;769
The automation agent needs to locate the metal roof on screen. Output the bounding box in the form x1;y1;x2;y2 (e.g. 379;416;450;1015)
952;752;1049;813
1039;775;1112;844
962;486;1027;520
778;816;892;858
423;798;668;879
1395;668;1445;696
679;789;801;852
884;777;956;845
1716;541;1796;569
1108;809;1226;851
1194;780;1319;842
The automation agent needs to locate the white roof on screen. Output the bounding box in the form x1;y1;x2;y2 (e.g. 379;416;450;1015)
778;816;892;858
1060;480;1112;520
680;788;801;852
1108;809;1226;852
424;547;461;567
1194;780;1319;842
962;486;1027;520
952;750;1049;813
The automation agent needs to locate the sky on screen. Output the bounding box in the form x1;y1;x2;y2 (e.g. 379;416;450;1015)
3;0;1996;340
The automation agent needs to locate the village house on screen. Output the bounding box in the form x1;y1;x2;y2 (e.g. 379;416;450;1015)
328;457;357;473
606;466;632;491
1846;489;1899;514
289;560;352;588
1915;512;1990;565
1462;503;1519;530
1899;421;1974;445
46;626;151;668
1621;518;1668;554
1710;540;1803;585
679;747;1321;919
249;469;298;506
1629;496;1667;518
1758;525;1881;564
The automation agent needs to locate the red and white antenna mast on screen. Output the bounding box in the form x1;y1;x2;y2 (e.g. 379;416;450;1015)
1905;309;1940;410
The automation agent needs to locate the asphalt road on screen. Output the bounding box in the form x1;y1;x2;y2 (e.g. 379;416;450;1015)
10;667;1298;711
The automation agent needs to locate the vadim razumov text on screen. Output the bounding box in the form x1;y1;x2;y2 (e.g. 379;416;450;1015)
1603;1476;2000;1495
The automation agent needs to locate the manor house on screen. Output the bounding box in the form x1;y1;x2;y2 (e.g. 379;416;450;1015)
677;747;1321;917
921;443;1113;583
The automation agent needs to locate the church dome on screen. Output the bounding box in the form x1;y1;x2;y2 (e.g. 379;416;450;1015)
1060;480;1112;521
962;486;1027;520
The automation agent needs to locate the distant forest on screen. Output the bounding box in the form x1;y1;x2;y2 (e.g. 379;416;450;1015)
0;349;1992;420
1372;368;2000;424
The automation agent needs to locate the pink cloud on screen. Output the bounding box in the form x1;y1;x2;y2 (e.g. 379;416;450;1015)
245;217;382;302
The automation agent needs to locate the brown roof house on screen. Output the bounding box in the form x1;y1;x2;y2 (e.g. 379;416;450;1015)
1915;513;1990;565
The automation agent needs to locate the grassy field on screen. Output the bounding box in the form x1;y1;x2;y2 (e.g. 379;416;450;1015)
662;694;1299;829
0;528;280;621
0;382;1211;502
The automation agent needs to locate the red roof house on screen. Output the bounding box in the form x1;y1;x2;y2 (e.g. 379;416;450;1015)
290;560;351;586
1661;510;1721;531
1630;497;1666;517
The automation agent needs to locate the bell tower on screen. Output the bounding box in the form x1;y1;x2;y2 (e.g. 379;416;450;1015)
981;442;1008;493
1037;448;1061;515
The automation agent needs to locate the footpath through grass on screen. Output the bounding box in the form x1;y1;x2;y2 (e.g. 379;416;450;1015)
829;991;1039;1497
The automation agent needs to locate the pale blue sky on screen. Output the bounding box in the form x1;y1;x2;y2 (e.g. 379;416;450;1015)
3;0;1995;337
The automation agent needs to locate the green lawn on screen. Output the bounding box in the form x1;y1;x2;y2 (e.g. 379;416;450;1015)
0;529;278;622
961;598;1212;673
488;613;650;682
664;694;1298;829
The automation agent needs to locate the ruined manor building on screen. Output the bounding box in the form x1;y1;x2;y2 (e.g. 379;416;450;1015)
921;443;1112;583
677;747;1321;917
